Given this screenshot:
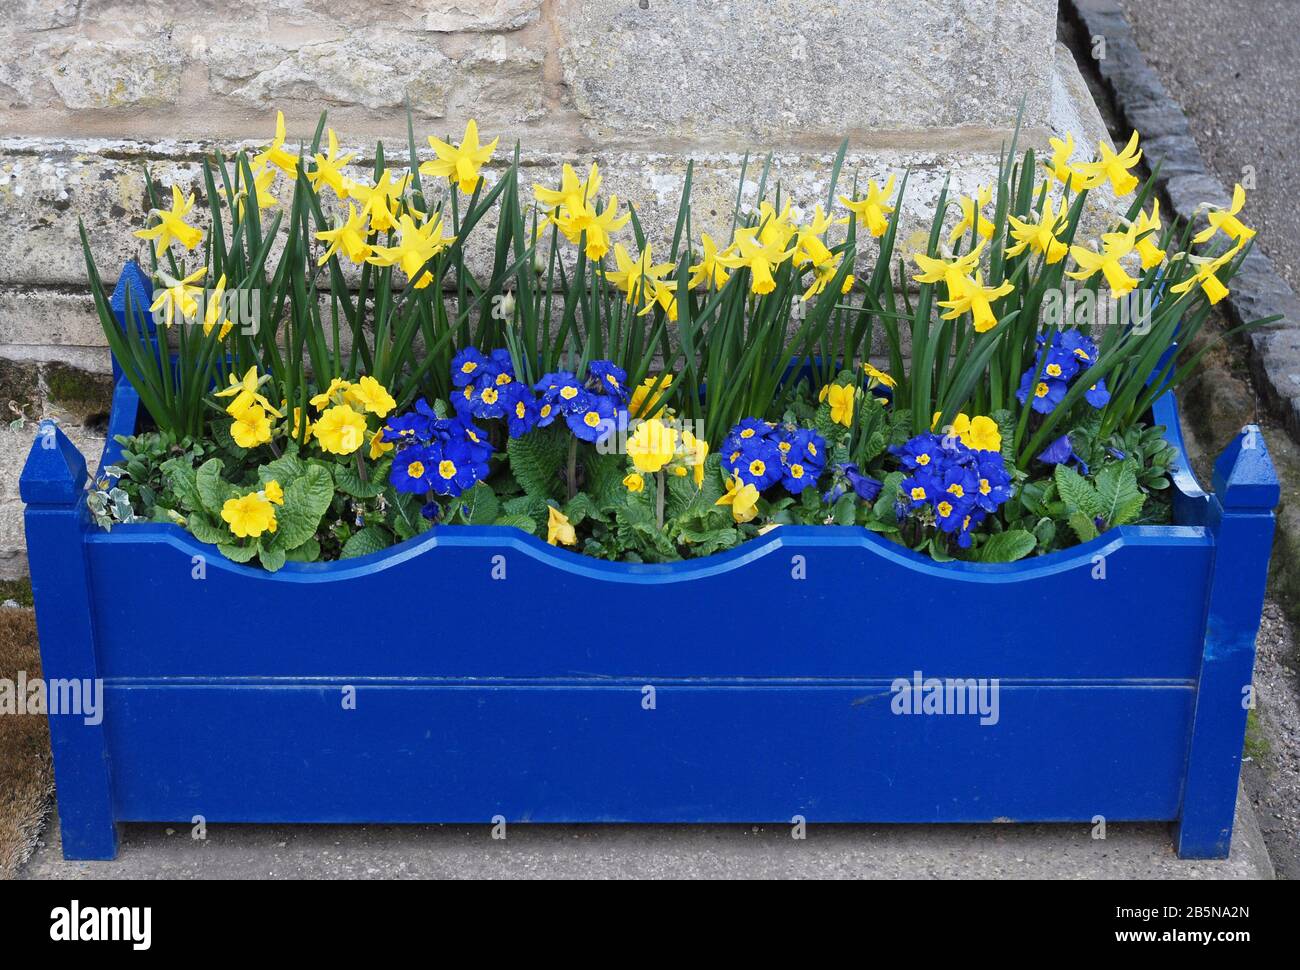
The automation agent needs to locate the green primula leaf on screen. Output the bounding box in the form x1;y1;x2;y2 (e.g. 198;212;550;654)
284;537;321;562
1068;511;1100;543
1053;464;1102;517
506;425;569;499
258;542;287;573
1095;462;1145;527
460;482;502;525
160;457;203;514
275;463;335;550
185;512;227;546
217;541;258;563
340;526;392;559
677;526;741;556
563;490;601;526
872;471;905;524
493;513;538;535
333;458;389;499
195;458;234;517
832;493;857;525
976;529;1037;563
261;450;306;487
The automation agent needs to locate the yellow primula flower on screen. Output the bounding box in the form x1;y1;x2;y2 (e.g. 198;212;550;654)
715;226;795;295
1080;131;1142;197
348;375;396;418
1006;195;1069;264
133;184;204;256
688;232;731;289
627;419;679;474
314;404;367;455
1066;229;1140;299
310;377;352;411
366;212;456;289
221;491;277;539
606;243;673;304
623;472;645;493
149;266;206;328
547;505;577;547
308;128;354;198
229;401;273;449
369;428;392;460
716;476;760;524
1193;183;1255;247
825;383;857;427
317;204;373;266
949;186;995;245
680;430;710;486
263;480;284;505
963;415;1002;452
253;110;300;176
938;271;1015;333
839;175;897;238
550;195;631;261
421;119;499;195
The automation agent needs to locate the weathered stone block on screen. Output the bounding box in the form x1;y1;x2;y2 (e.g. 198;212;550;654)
424;0;546;32
40;40;185;111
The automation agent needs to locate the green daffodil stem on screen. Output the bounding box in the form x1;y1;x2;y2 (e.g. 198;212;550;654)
566;437;577;501
655;470;665;530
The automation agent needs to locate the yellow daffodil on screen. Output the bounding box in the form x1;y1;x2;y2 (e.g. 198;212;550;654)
229;401;273;449
716;476;760;523
623;472;645;493
221;491;277;539
215;366;281;417
366;212;456;289
253;111;299;176
688;232;731;289
534;162;600;218
839;175;897;238
349;170;410;234
639;277;680;321
313;403;367;455
263;480;284;505
716;226;795;295
308;128;354;198
149;266;206;328
347;375;396;417
911;242;985;299
949;186;995;245
287;406;314;442
551;195;631;260
421;119;498;195
938;271;1015;333
1066;230;1140;298
1171;248;1237;306
793;205;835;266
1044;133;1090;192
627;418;679;474
202;273;234;338
801;253;854;301
606;243;673;303
1131;200;1167;270
134;184;204;256
862;362;896;389
753;201;797;250
1193;183;1255;247
1080;131;1142;197
825;383;857;427
629;375;673;419
1006;195;1069;264
547;505;577;546
236;163;279;218
317;204;373;266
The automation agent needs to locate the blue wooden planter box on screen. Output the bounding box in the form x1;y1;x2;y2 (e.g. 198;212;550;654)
18;276;1280;861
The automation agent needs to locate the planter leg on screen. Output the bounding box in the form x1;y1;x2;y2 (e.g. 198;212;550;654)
20;422;119;861
1176;425;1278;860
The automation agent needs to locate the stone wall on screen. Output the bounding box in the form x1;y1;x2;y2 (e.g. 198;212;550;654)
0;0;1112;575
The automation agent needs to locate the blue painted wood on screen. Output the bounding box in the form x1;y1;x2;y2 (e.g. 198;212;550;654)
18;348;1279;860
1176;425;1279;858
19;423;120;859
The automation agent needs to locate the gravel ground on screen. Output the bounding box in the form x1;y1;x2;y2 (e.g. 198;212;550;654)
1116;0;1300;292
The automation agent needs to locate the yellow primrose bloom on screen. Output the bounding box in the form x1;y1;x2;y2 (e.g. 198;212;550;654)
313;403;367;455
627;418;679;474
680;430;709;486
149;266;206;328
263;479;284;505
623;472;645;493
534;162;601;217
1080;131;1142;197
202;273;235;338
716;476;760;524
606;243;673;303
801;253;854;302
629;375;673;419
911;242;984;299
421;119;499;195
1131;200;1167;270
133;184;204;256
688;232;731;289
221;491;277;539
963;415;1002;452
825;383;857;427
550;195;631;261
547;505;577;546
1044;133;1091;193
369;428;392;460
1006;195;1069;264
253;111;300;176
862;362;896;389
938;271;1015;333
348;375;396;417
716;226;795;295
349;170;410;234
317;204;373;266
215;365;281;417
839;175;897;238
949;186;995;245
366;212;456;289
1066;230;1140;299
310;376;352;411
229;401;272;449
1171;248;1237;306
1193;183;1256;247
308;128;354;198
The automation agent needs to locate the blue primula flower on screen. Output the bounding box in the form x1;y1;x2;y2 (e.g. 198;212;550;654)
1084;377;1111;409
587;360;630;404
1016;369;1068;414
451;348;491;388
565;394;616;443
392;445;436;494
